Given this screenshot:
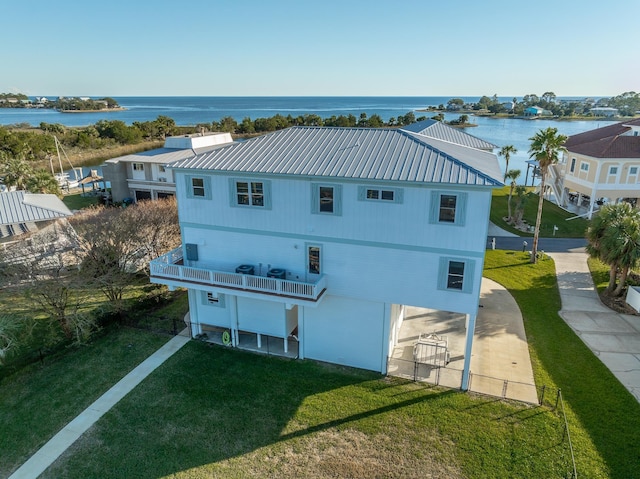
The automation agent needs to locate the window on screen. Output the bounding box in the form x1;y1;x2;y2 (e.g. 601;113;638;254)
311;183;342;215
133;163;144;171
630;167;638;175
185;175;211;200
308;245;321;275
447;261;465;290
192;178;205;197
159;165;166;173
570;158;576;173
438;257;475;293
429;191;467;226
237;181;263;206
580;162;589;172
609;166;618;175
439;195;457;222
358;186;403;203
230;179;271;208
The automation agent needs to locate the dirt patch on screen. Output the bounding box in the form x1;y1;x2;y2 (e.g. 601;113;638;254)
599;290;639;315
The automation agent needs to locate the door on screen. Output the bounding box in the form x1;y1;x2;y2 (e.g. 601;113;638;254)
306;244;322;282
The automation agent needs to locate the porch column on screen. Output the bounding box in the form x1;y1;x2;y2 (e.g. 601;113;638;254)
461;312;477;391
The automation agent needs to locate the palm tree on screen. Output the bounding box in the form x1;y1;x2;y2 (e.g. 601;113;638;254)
586;203;640;296
0;150;34;191
498;145;517;181
504;169;521;223
27;169;61;195
528;127;567;263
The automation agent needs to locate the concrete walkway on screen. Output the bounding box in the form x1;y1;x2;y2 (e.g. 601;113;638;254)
549;251;640;402
9;331;190;479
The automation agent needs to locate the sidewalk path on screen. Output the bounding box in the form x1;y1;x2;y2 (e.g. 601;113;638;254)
548;251;640;402
9;331;191;479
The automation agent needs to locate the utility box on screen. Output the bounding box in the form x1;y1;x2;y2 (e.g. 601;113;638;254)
185;243;198;261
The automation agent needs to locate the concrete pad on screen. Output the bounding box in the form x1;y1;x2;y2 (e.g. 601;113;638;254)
560;311;637;334
389;278;538;404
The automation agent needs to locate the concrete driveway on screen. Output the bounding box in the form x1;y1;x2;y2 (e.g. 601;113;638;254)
549;251;640;402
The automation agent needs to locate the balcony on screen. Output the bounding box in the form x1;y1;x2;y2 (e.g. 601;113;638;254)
150;247;327;303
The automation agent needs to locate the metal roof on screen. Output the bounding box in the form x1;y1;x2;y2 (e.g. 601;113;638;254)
105;143;231;165
400;119;498;151
170;126;503;187
0;191;72;226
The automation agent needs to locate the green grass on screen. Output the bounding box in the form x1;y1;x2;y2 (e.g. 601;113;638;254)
4;254;639;478
587;256;610;293
490;186;588;238
484;250;640;478
61;192;99;210
0;327;170;477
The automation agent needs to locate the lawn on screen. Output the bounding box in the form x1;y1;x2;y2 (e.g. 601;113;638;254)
490;186;589;238
61;191;99;210
0;252;626;478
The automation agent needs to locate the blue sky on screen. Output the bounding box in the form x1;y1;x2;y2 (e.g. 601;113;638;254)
3;0;638;97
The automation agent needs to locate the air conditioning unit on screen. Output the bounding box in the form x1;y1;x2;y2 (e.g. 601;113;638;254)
267;268;286;279
235;264;255;275
158;177;167;182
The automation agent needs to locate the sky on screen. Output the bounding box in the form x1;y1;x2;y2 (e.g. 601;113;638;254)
3;0;638;97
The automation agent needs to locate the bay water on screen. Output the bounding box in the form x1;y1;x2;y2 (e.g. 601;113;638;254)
0;96;614;179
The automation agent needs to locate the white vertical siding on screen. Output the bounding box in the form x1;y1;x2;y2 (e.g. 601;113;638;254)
236;297;288;337
303;297;386;371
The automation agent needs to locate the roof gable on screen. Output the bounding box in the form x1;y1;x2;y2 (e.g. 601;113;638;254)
0;191;72;226
566;118;640;158
170;126;503;187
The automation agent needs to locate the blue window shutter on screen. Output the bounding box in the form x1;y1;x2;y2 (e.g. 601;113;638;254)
311;184;320;214
429;191;439;224
395;188;404;204
263;180;272;209
437;257;448;291
456;192;467;226
357;186;366;201
228;178;237;206
334;184;342;216
462;259;475;293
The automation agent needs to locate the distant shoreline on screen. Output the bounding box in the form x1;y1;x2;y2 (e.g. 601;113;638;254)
58;107;126;113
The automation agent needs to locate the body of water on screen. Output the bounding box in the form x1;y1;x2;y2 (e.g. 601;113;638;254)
0;96;614;182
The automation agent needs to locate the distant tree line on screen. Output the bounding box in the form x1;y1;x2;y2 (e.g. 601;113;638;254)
0;94;120;111
441;91;640;117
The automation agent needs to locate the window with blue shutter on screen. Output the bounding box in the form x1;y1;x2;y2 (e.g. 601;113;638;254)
429;191;467;226
438;257;475;293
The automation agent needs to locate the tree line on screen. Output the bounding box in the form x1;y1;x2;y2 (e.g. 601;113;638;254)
443;91;640;117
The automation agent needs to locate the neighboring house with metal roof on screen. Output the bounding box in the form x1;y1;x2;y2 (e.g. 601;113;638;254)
103;132;234;203
0;190;72;240
549;118;640;218
401;119;497;151
150;125;503;390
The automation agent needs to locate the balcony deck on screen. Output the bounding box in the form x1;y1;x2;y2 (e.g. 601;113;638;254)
150;247;327;303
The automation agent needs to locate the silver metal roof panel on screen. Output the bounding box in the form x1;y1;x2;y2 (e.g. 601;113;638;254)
170;126;503;187
0;191;72;226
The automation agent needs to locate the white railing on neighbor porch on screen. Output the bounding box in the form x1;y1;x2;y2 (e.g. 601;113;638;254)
151;247;326;301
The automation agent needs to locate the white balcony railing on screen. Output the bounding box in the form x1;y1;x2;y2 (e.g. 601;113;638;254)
150;247;326;301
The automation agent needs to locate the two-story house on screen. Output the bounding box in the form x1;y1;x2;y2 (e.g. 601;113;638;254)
549;118;640;218
150;122;503;389
103;132;233;203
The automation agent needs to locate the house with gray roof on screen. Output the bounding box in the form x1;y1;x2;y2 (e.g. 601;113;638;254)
549;118;640;218
0;190;72;240
150;124;502;389
103;132;234;203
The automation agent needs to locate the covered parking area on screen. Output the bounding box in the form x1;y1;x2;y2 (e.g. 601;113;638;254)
388;278;539;403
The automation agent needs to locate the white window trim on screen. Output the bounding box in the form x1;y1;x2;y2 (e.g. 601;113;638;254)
429;191;467;226
185;175;211;200
358;185;403;204
438;257;475;293
201;291;226;307
311;183;342;215
229;178;272;209
133;163;144;171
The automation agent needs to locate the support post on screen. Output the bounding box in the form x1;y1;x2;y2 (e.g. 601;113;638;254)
461;312;476;391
